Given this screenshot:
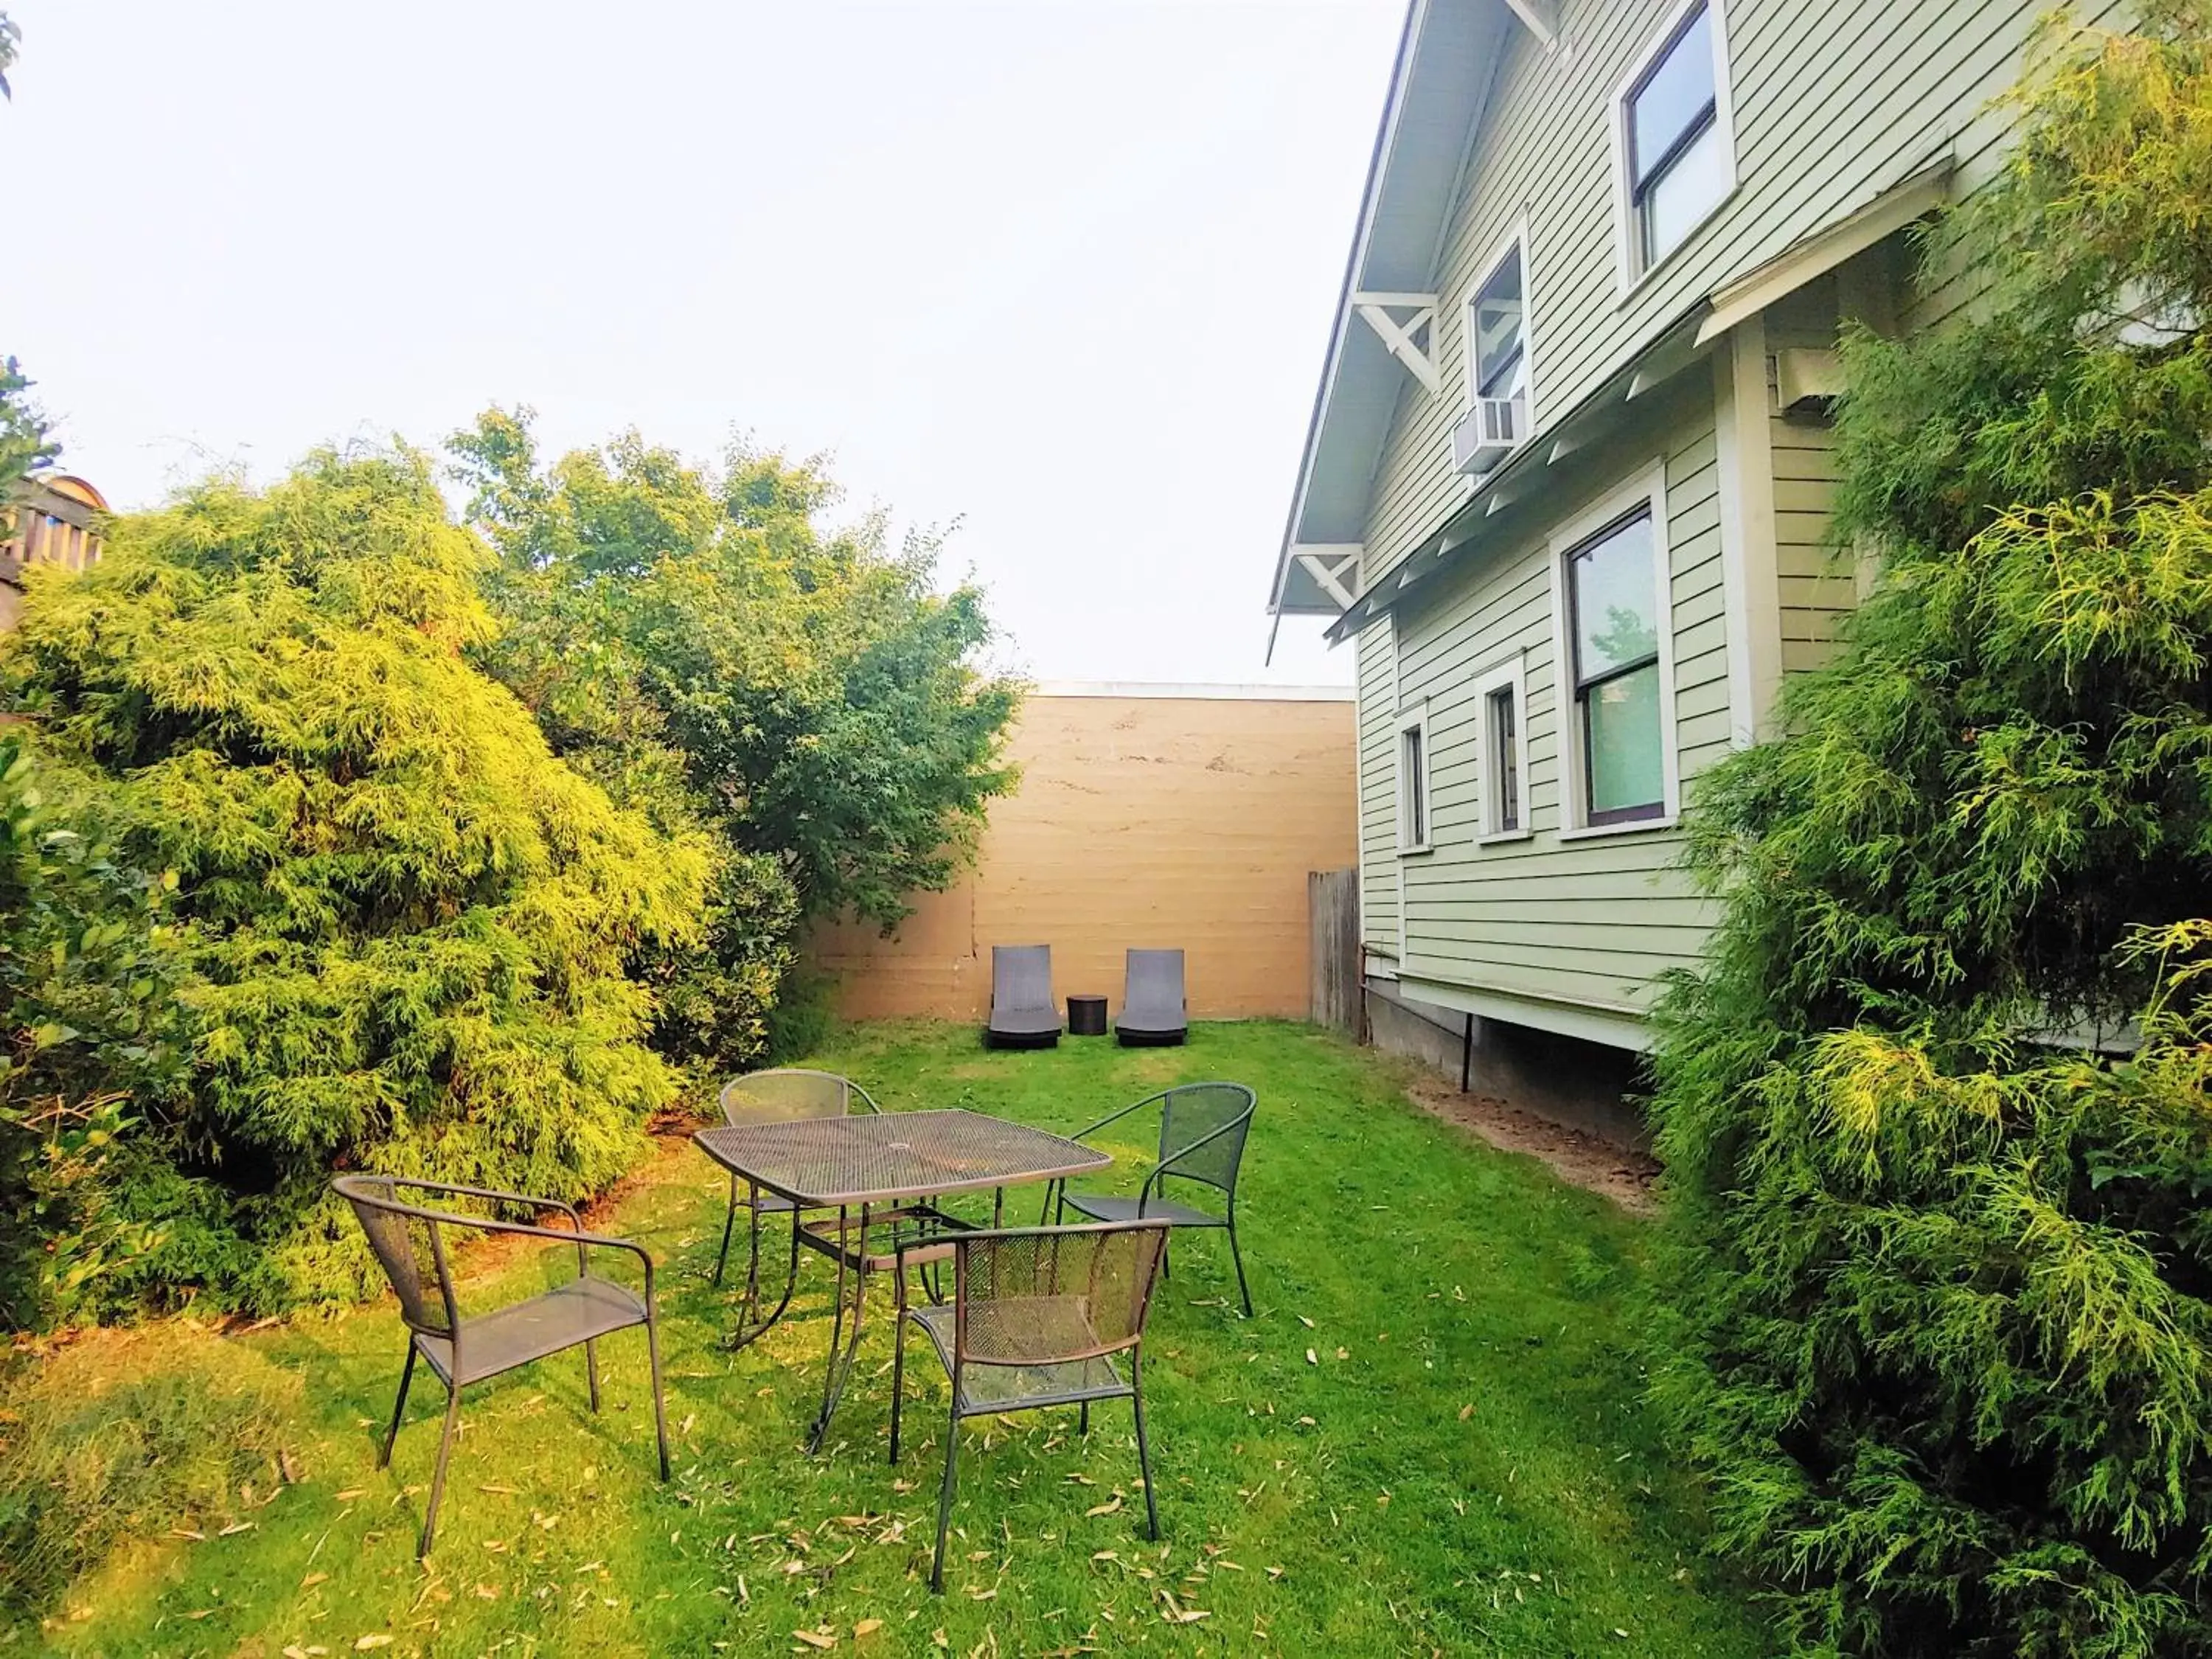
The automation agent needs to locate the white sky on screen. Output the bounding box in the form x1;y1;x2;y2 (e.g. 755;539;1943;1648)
4;1;1405;685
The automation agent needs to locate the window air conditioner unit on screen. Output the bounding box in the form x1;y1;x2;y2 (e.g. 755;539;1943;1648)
1451;394;1526;476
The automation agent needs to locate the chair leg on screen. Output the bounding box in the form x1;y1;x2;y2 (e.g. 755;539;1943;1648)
931;1407;961;1594
585;1338;602;1413
889;1299;908;1467
379;1343;417;1470
420;1384;463;1558
712;1172;739;1287
646;1312;671;1481
1131;1360;1160;1543
1228;1219;1253;1318
1079;1399;1091;1436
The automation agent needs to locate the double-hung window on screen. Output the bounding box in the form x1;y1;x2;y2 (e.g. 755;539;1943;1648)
1564;508;1667;825
1624;0;1731;271
1470;241;1527;406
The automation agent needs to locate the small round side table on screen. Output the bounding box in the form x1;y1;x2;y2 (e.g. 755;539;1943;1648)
1066;994;1109;1037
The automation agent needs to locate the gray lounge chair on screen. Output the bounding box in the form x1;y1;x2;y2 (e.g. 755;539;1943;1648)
985;945;1062;1048
1115;947;1188;1046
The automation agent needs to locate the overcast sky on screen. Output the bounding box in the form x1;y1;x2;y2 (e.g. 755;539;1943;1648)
4;1;1405;685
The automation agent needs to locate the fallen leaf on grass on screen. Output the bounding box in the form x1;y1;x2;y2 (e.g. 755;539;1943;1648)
1084;1495;1124;1518
1304;1349;1318;1366
1459;1404;1475;1421
854;1619;883;1638
333;1489;364;1502
792;1628;838;1649
353;1638;394;1652
1296;1315;1314;1328
1335;1347;1349;1361
220;1521;257;1537
299;1572;330;1590
478;1484;518;1496
170;1528;206;1542
475;1585;499;1601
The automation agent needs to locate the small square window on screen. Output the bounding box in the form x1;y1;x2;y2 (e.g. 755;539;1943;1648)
1624;1;1731;270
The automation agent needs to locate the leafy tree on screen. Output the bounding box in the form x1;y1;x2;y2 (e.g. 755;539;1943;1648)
1;447;710;1312
0;12;20;102
0;355;58;508
1649;10;2212;1655
449;411;1019;1074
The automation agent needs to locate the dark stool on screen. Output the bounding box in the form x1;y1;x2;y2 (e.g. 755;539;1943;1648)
1066;995;1109;1037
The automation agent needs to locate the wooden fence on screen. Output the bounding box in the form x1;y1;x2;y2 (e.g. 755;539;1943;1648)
1307;867;1360;1036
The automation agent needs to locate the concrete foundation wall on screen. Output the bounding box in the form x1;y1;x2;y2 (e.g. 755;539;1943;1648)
1366;981;1649;1150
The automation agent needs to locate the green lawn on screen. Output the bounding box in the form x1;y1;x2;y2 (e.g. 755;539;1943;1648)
24;1021;1769;1656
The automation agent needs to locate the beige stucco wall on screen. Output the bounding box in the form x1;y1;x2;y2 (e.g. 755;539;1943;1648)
811;689;1357;1023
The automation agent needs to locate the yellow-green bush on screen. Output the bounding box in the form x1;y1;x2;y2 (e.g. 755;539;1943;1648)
1;447;710;1312
1650;11;2212;1655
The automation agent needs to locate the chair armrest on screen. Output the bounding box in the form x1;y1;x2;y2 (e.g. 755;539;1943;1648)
1068;1089;1171;1144
392;1204;657;1303
353;1175;586;1230
1138;1110;1253;1206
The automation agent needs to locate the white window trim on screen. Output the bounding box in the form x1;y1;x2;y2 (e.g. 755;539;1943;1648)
1458;216;1537;433
1610;0;1739;295
1546;462;1682;841
1472;651;1533;845
1397;698;1434;857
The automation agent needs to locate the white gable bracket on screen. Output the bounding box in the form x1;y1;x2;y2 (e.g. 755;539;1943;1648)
1501;0;1559;49
1291;543;1363;609
1352;293;1441;394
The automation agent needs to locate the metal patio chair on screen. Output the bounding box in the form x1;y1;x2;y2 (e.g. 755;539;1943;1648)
1114;947;1189;1046
1048;1081;1256;1316
333;1175;669;1558
985;944;1062;1048
710;1068;884;1317
890;1219;1172;1593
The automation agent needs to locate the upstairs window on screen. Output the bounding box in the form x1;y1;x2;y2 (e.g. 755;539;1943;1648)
1470;242;1526;404
1624;0;1731;271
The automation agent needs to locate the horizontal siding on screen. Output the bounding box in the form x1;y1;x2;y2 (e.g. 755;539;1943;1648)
1773;403;1851;672
1362;0;2114;584
1357;619;1401;956
1380;392;1726;1020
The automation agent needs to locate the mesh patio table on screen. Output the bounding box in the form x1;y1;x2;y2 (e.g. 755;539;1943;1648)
694;1109;1111;1451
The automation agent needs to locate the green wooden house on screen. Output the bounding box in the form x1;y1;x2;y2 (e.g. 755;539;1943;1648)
1267;0;2124;1061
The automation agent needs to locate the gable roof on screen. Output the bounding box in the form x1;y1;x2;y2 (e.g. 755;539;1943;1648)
1266;0;1515;632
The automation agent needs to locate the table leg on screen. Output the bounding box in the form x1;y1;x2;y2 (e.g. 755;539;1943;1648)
723;1192;801;1354
807;1201;872;1454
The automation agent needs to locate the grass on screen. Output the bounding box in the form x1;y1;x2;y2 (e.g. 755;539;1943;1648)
14;1020;1770;1656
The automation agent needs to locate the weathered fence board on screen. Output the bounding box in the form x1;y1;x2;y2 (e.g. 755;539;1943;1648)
1308;868;1360;1036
